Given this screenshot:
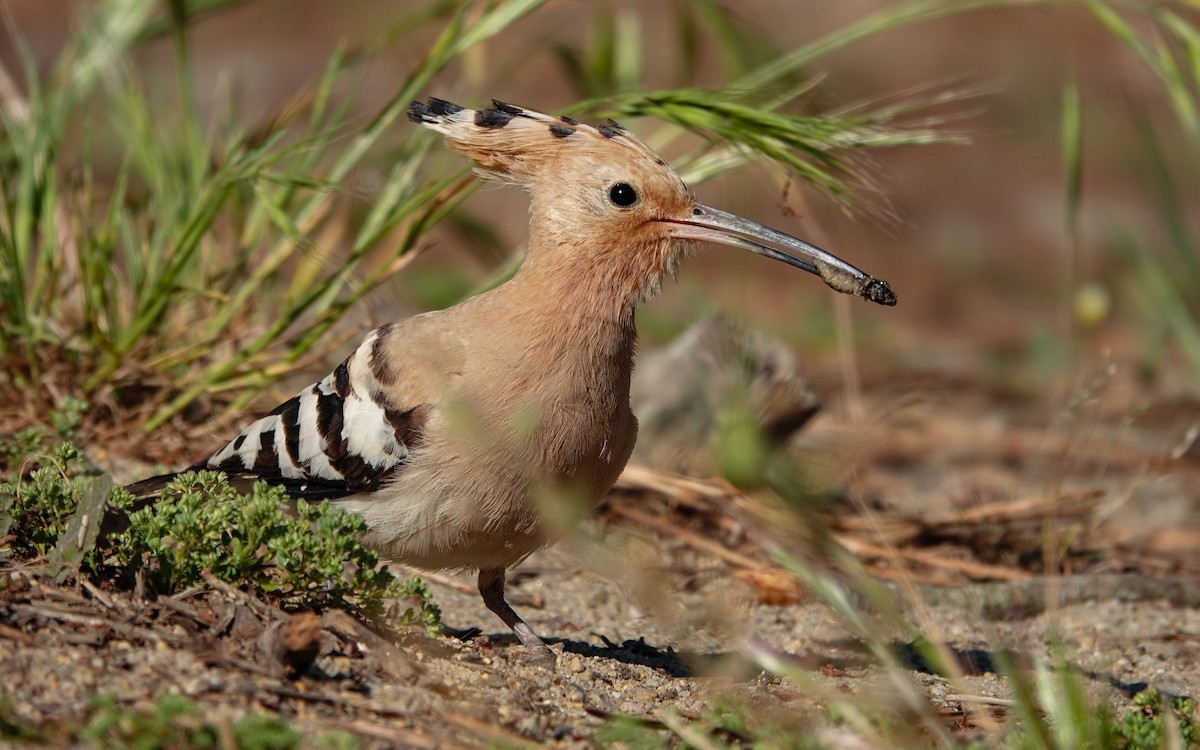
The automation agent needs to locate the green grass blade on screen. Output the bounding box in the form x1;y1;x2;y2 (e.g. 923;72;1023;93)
1089;0;1200;137
1130;100;1200;286
145;0;551;426
1158;9;1200;102
1061;71;1084;302
591;86;968;213
735;0;1059;93
58;0;158;107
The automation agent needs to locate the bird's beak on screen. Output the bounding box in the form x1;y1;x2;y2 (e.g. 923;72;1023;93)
661;204;896;306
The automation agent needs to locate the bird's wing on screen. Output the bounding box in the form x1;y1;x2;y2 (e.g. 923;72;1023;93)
200;318;460;501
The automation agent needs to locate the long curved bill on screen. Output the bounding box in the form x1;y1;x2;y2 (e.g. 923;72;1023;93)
661;204;897;306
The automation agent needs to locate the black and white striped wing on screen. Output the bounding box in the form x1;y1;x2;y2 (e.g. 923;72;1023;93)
202;327;429;501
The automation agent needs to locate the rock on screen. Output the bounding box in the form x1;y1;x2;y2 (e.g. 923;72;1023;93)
630;315;821;473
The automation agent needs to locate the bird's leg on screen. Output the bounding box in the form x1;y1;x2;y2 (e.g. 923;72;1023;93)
477;567;553;658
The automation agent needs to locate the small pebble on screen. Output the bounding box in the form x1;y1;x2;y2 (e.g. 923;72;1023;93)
562;654;585;673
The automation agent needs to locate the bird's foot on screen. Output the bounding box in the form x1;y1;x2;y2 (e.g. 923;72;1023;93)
513;622;556;665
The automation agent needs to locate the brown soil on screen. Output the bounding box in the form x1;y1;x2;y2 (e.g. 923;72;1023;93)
5;365;1200;746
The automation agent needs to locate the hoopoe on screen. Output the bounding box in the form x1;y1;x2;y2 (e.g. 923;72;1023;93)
127;98;895;657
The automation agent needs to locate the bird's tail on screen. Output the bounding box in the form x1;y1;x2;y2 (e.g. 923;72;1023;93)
122;472;181;503
99;472;181;539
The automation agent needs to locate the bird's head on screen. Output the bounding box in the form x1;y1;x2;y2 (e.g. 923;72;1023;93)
408;98;896;308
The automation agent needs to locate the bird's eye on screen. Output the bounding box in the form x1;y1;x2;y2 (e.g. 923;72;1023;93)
608;182;639;208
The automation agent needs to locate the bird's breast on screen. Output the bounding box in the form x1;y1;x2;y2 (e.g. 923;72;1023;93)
458;373;637;498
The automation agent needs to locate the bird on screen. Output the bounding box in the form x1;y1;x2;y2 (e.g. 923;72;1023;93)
126;97;896;658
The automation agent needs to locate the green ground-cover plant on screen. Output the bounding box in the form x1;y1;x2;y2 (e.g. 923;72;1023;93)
0;436;440;631
108;472;440;628
81;693;302;750
0;691;360;749
0;441;91;559
1;400;100;558
1115;686;1200;750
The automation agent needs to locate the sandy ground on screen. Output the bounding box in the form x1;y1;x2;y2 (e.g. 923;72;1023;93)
5;539;1199;748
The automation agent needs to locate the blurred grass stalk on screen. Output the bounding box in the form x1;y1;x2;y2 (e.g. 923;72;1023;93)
1124;92;1200;376
1079;3;1200;377
754;542;1133;747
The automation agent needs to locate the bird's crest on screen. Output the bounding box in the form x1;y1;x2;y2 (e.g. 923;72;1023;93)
407;98;668;184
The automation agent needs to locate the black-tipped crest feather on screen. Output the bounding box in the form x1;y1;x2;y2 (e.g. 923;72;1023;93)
474;108;514;128
406;100;436;124
491;100;527;117
429;97;464;116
